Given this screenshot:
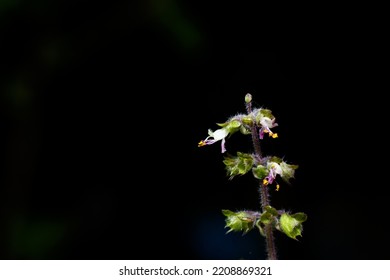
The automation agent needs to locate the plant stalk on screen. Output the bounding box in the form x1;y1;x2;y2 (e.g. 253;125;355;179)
245;95;278;260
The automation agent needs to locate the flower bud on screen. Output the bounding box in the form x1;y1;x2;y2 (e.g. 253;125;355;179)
245;93;252;103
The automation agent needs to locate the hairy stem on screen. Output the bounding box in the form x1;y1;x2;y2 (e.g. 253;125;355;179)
245;94;277;260
245;97;262;159
259;183;277;260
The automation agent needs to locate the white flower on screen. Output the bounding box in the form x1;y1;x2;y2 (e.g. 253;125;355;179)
259;117;278;139
198;128;229;153
263;161;282;185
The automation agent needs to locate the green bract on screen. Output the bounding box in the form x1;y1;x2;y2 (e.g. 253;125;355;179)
252;164;268;180
217;118;242;131
222;210;259;235
254;108;275;125
259;206;278;225
223;152;254;179
278;213;307;240
264;157;299;185
280;162;299;182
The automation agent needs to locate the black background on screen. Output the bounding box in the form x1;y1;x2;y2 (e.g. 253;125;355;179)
1;1;388;260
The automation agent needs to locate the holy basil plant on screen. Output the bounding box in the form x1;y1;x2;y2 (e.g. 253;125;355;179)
198;93;307;260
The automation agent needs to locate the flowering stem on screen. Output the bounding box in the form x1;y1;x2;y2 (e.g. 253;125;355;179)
245;97;262;159
259;183;277;260
245;94;277;260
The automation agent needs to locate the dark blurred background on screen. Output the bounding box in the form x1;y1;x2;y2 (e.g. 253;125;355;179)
0;0;388;260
